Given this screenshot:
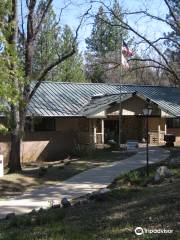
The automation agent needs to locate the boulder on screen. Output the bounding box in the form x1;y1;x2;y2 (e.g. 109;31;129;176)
156;166;172;178
170;158;180;166
61;198;71;208
99;188;110;194
154;172;161;183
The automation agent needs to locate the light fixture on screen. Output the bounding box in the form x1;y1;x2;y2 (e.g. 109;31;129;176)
142;103;152;177
142;106;153;116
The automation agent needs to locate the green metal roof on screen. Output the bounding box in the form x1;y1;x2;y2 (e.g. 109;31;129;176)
28;82;180;117
81;93;133;116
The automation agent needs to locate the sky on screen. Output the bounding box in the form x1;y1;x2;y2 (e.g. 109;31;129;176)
52;0;171;53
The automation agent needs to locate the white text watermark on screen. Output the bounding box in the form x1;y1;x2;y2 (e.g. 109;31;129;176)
134;227;173;236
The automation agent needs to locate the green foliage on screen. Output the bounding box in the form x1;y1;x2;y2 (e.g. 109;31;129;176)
0;0;24;125
33;1;86;83
0;123;8;134
85;1;131;83
33;0;60;74
50;25;86;83
86;6;111;54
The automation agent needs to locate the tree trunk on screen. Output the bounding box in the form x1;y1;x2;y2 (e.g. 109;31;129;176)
8;131;22;172
8;105;23;173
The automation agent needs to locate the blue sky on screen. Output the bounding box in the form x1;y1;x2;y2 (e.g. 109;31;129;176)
52;0;170;53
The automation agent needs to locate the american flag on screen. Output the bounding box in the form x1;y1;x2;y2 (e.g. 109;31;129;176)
122;40;134;57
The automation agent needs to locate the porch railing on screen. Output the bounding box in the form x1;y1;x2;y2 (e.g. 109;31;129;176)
149;131;165;144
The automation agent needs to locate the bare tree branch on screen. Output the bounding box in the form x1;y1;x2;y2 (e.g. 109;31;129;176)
33;0;53;39
56;1;72;25
164;0;180;30
28;5;92;101
88;0;179;83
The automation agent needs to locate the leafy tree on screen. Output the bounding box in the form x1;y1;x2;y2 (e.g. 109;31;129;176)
109;0;128;51
33;3;86;83
50;25;86;82
98;0;180;86
32;0;60;76
85;1;132;83
85;5;113;83
86;6;110;55
0;0;87;172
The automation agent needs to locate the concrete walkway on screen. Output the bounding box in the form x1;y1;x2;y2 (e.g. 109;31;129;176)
0;147;169;219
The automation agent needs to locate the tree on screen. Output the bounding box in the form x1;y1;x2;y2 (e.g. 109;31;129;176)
92;0;180;86
85;6;110;82
85;1;132;83
50;25;86;82
164;0;180;83
86;6;110;54
108;0;128;51
32;0;60;76
33;4;86;83
0;0;89;172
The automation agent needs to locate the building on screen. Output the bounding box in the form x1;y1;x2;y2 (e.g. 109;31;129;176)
1;82;180;164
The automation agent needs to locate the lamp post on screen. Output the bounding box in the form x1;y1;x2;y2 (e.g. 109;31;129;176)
143;105;152;176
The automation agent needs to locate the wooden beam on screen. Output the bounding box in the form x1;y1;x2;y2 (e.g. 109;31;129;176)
101;119;104;144
93;120;97;144
158;125;161;144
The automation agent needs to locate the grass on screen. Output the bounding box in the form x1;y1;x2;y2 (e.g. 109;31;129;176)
0;149;134;198
0;147;179;240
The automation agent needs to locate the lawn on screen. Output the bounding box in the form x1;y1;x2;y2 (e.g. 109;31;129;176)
0;149;134;198
0;147;179;240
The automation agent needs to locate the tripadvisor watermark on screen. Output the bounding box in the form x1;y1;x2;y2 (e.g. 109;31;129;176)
134;227;173;236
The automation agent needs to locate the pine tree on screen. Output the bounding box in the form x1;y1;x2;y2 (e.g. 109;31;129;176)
85;1;131;83
86;6;110;55
51;25;86;82
33;1;86;82
33;0;60;76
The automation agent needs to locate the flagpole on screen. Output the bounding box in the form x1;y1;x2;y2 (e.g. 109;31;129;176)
118;32;123;149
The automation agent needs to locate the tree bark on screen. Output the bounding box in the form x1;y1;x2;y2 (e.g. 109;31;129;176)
8;105;22;172
8;0;22;172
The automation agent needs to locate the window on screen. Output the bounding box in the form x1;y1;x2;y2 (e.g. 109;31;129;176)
167;118;180;128
34;118;56;131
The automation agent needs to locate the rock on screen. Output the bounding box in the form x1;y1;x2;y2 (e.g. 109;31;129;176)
170;158;180;166
61;198;71;208
127;181;132;187
156;166;172;178
154;172;161;183
153;166;172;184
5;213;15;220
99;188;110;194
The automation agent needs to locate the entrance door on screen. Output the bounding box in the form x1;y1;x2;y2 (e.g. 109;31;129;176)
104;119;119;144
123;116;143;142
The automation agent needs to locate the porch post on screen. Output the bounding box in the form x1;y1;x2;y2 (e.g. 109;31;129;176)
101;119;104;144
93;120;97;144
158;125;161;144
164;123;167;134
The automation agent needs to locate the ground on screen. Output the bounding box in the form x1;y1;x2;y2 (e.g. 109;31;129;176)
0;150;134;198
0;147;179;240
